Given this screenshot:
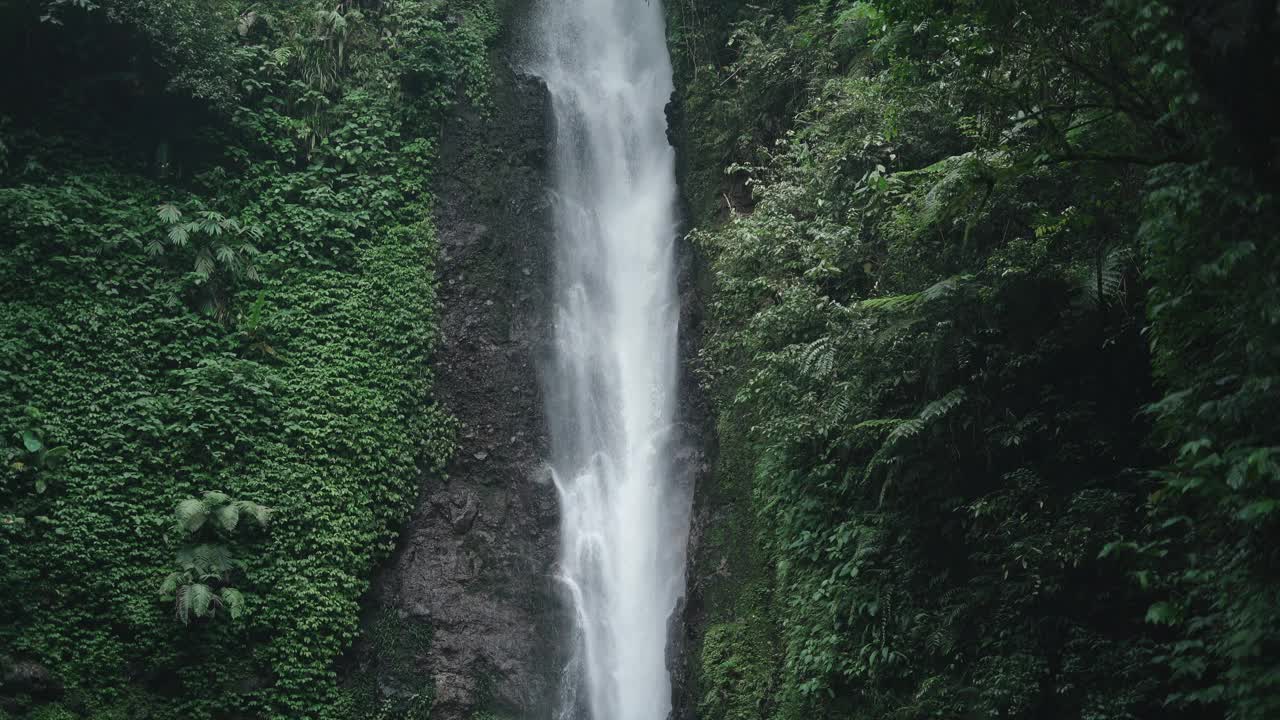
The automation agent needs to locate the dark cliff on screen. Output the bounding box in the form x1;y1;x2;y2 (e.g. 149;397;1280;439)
344;43;565;720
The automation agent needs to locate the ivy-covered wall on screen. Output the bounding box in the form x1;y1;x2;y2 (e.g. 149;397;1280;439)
0;1;501;717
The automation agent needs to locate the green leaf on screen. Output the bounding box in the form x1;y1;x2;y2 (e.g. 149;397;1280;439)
43;445;69;468
159;573;181;598
175;498;208;534
22;430;43;453
221;588;246;619
237;500;270;527
188;583;214;619
202;491;231;507
192;543;233;574
216;503;240;531
157;203;182;224
1237;499;1278;522
167;225;190;246
1145;601;1179;626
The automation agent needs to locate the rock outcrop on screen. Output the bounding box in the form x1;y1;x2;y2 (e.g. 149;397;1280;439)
344;55;564;720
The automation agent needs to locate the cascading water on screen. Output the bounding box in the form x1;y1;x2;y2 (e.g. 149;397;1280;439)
527;1;689;719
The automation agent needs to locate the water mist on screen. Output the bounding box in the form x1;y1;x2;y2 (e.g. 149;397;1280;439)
526;1;690;719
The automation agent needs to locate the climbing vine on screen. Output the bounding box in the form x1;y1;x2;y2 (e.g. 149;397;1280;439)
0;0;500;717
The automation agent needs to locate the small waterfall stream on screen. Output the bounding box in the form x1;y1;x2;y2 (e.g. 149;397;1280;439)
527;1;689;719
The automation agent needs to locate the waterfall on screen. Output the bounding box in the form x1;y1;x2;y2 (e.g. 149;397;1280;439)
527;1;689;719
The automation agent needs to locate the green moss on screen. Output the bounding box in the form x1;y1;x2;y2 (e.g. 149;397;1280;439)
699;615;775;720
689;410;783;720
27;707;74;720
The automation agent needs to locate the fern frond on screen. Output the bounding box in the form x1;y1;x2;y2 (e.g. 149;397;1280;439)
167;225;189;247
159;572;182;598
920;274;971;302
867;389;968;472
862;275;971;313
175;584;190;624
157;203;182;224
884;417;925;445
237;500;270;527
861;292;921;311
203;490;230;507
215;502;240;532
919;388;967;422
194;249;216;278
850;418;907;435
1073;245;1134;309
175;498;207;534
799;337;836;378
192;543;233;574
220;588;246;619
214;244;238;267
188;583;215;619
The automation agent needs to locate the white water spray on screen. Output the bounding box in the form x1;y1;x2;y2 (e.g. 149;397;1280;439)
527;1;689;719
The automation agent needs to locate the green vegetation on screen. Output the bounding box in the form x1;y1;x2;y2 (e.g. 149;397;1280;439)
1;0;500;717
4;0;1277;718
159;491;270;625
669;0;1279;718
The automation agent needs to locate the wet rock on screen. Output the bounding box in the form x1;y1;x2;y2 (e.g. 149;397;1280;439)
344;59;564;720
1;657;63;703
449;490;479;534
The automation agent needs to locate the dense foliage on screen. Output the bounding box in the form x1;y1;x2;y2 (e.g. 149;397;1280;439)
3;0;1277;718
0;0;501;717
668;1;1278;719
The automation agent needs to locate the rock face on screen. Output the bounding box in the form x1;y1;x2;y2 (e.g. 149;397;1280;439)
663;85;719;720
663;93;717;720
345;56;564;719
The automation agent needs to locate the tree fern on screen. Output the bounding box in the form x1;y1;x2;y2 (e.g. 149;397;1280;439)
175;498;207;534
160;491;268;624
150;204;262;308
191;543;233;575
866;388;968;474
215;502;240;532
188;582;214;619
235;499;270;528
220;588;246;620
1073;245;1134;309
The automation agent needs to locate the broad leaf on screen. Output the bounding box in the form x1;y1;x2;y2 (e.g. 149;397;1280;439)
22;430;43;453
